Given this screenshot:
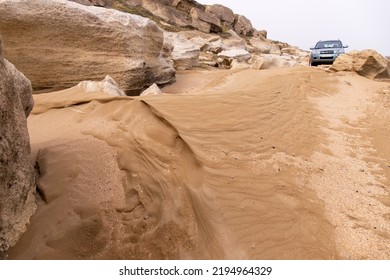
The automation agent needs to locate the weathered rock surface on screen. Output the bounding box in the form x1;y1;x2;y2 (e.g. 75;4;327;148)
77;76;126;96
165;29;255;69
163;29;307;70
69;0;92;5
66;0;302;72
70;0;112;6
0;35;36;259
192;7;222;33
75;0;258;37
249;38;281;55
234;15;253;36
1;0;308;84
332;50;390;80
164;32;201;70
140;83;162;96
219;48;251;63
247;54;298;70
0;0;175;94
141;0;192;28
206;4;235;28
252;29;267;40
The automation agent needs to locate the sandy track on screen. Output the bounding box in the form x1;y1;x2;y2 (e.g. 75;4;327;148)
9;66;390;259
308;72;390;259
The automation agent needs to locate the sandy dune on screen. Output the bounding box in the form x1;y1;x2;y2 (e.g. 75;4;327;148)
9;66;390;259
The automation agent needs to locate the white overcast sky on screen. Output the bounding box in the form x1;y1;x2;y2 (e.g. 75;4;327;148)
199;0;390;55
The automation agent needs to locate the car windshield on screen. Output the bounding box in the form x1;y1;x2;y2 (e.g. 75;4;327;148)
315;41;341;49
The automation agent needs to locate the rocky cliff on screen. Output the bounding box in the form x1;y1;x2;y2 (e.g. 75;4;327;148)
0;35;36;259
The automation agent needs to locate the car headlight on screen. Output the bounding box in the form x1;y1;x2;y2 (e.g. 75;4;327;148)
311;50;319;56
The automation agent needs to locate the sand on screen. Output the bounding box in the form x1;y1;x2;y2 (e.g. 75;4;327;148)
9;66;390;259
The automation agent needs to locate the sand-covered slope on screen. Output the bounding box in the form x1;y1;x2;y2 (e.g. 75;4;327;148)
9;66;390;259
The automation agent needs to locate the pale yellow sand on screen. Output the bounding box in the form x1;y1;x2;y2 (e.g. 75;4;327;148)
9;66;390;259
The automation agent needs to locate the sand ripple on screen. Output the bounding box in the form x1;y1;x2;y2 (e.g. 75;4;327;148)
10;66;390;259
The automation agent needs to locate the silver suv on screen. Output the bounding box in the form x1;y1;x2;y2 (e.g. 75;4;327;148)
309;40;348;66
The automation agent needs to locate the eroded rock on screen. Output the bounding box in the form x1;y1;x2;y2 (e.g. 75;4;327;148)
140;83;162;96
234;14;253;36
332;50;390;80
206;4;235;28
0;35;36;259
164;32;201;70
77;76;126;96
0;0;175;94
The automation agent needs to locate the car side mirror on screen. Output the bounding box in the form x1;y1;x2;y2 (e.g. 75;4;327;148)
343;45;349;48
310;47;314;50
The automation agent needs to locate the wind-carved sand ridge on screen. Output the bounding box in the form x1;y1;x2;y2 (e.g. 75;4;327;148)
8;66;390;259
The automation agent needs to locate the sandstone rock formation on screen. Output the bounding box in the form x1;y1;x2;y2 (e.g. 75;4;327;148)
331;50;390;80
0;0;175;94
140;0;193;28
252;29;267;40
191;6;222;33
76;76;126;96
0;35;36;259
164;32;201;70
0;0;308;94
219;48;251;63
69;0;112;7
72;0;259;37
205;4;235;29
164;29;254;69
69;0;92;5
64;0;308;72
140;83;162;96
234;15;253;36
163;28;308;70
248;38;281;55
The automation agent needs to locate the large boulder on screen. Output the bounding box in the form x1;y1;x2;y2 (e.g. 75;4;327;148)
140;83;162;96
76;75;126;96
218;48;251;63
252;29;267;40
141;0;192;27
206;4;235;28
164;32;200;70
198;30;247;55
249;38;281;55
0;35;36;259
190;7;222;33
0;0;175;94
234;14;253;36
331;50;390;80
68;0;92;5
